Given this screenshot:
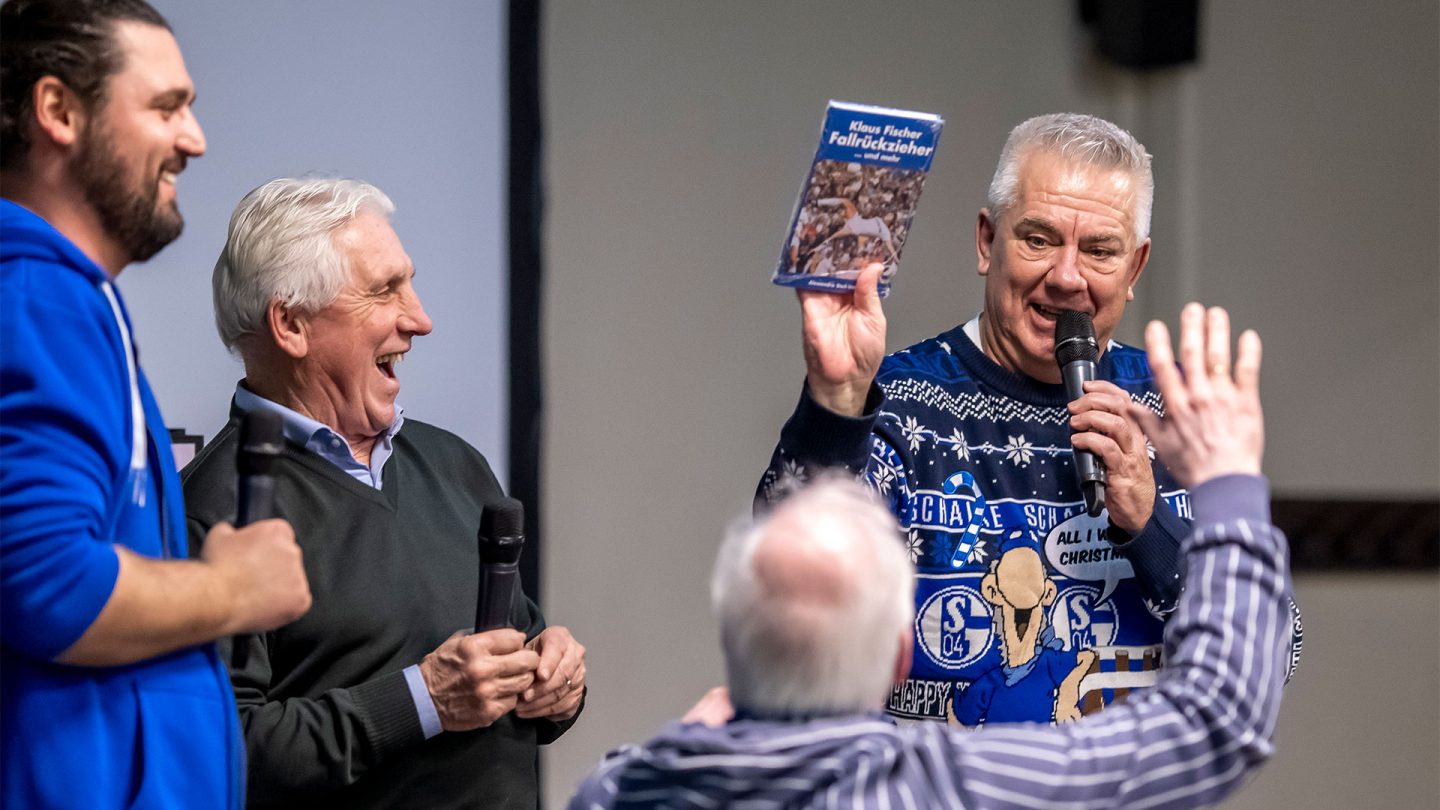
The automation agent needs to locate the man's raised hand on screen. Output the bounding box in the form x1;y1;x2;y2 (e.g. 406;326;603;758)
1128;303;1264;488
800;262;887;417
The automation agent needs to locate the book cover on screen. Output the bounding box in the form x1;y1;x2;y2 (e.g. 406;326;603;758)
772;100;944;297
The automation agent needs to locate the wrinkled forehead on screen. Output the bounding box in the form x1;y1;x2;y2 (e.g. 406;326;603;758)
334;213;413;281
1012;149;1140;236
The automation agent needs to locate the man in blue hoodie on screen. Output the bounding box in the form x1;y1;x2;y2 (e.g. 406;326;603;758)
0;2;312;806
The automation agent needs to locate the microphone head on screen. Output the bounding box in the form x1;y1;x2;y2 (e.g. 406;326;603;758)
1054;310;1099;367
237;410;284;477
482;497;524;538
479;497;526;562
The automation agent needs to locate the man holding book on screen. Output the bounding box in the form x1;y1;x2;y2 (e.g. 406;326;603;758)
757;113;1297;726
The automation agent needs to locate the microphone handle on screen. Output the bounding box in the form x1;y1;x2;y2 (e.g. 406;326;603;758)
476;562;519;632
232;474;277;669
1061;360;1108;517
235;475;276;528
1060;358;1095;402
1083;480;1106;518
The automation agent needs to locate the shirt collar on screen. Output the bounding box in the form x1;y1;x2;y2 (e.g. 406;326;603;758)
233;383;405;471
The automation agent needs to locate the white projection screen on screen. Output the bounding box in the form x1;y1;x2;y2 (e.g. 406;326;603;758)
121;0;511;489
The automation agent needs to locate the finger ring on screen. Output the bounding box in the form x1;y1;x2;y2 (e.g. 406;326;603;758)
565;677;572;688
1210;363;1226;376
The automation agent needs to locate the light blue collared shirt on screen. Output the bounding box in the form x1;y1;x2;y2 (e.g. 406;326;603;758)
232;384;443;739
233;385;405;488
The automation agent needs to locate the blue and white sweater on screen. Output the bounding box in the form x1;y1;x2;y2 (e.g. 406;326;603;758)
759;320;1194;725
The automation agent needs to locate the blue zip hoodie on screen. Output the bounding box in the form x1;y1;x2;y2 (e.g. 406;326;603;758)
1;199;242;808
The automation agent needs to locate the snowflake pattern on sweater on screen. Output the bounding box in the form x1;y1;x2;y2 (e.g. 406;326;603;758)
760;321;1192;725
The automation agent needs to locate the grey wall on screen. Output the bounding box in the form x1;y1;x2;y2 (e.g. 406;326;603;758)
121;0;510;484
541;1;1439;807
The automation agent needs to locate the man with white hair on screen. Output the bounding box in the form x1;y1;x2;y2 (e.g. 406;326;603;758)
573;303;1291;808
182;177;585;808
759;113;1298;725
717;474;916;718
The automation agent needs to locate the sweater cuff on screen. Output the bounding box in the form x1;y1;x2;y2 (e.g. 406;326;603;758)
535;686;586;745
1192;474;1271;529
778;381;882;472
351;669;426;760
1107;498;1185;594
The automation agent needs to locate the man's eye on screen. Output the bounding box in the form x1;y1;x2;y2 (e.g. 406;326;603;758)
1024;236;1048;249
1089;248;1114;259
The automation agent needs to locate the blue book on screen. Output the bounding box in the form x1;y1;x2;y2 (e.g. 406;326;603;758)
772;101;944;297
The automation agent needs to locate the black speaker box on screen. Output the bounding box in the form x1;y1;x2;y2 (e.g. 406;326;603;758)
1079;0;1201;70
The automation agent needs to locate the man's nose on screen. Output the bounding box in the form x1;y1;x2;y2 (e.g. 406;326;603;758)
178;106;206;157
1045;245;1087;292
401;292;433;336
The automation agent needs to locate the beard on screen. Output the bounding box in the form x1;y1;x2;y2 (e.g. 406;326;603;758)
71;122;184;264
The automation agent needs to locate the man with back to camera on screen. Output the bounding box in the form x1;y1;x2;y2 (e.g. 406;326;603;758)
0;1;312;806
182;177;586;809
573;303;1292;808
758;113;1299;725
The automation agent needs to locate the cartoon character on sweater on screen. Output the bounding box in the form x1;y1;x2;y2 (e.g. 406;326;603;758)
951;529;1097;725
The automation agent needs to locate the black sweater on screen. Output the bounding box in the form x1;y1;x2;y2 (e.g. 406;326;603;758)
184;416;574;809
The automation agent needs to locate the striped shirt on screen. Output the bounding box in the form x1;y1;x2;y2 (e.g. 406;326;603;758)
568;474;1290;809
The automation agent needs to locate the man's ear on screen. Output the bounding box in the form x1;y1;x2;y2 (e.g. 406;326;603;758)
268;300;308;360
892;630;913;685
976;209;997;277
31;76;87;149
1126;238;1151;301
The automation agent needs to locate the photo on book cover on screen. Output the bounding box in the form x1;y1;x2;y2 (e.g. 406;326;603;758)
780;161;926;284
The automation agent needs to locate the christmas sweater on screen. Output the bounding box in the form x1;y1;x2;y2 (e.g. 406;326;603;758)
759;320;1193;725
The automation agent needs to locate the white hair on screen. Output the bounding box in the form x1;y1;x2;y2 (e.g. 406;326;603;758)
987;113;1154;241
713;476;915;716
212;177;395;355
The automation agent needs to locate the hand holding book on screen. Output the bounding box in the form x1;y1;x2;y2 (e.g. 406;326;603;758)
800;265;887;415
800;262;887;417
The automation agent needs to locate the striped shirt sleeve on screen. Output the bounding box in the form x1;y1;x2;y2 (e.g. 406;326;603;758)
935;473;1290;809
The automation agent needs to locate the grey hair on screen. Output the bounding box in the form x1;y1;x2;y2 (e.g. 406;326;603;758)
713;475;914;715
212;177;395;354
987;113;1154;241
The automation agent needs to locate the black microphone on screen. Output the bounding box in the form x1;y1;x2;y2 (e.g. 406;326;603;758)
236;410;284;528
1054;311;1107;517
476;498;525;633
232;409;284;668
